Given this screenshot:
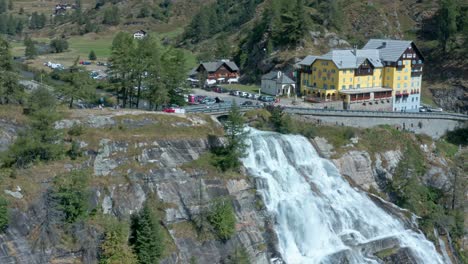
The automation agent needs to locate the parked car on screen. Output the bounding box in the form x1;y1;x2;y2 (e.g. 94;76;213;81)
249;94;259;100
230;90;241;96
240;91;249;97
241;101;253;106
195;95;206;103
215;97;224;103
163;104;180;113
419;106;427;112
202;97;216;105
212;86;227;93
259;95;275;102
428;107;443;112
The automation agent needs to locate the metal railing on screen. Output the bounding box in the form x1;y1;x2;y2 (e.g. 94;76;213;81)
185;104;468;120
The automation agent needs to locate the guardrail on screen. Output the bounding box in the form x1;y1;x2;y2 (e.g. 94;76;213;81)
185;105;468;121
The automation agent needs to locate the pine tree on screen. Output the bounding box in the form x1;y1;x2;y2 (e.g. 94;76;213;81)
24;37;37;59
0;0;7;14
58;57;95;108
213;102;247;171
6;14;15;35
0;37;21;104
108;32;134;107
88;50;97;60
100;220;138;264
0;14;6;33
52;170;89;223
207;198;236;241
437;0;459;52
130;201;164;264
0;196;8;232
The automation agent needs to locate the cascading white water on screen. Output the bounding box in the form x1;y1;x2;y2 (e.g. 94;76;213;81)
242;129;445;264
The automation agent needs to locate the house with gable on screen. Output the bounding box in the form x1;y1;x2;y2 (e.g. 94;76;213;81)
261;71;296;97
189;60;240;85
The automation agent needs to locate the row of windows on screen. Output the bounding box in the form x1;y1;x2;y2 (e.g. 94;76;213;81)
402;53;416;59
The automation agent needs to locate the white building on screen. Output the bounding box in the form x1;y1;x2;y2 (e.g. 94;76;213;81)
133;30;147;40
261;71;296;97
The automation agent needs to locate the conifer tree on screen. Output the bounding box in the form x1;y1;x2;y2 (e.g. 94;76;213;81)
24;37;37;59
88;50;97;60
59;57;95;108
0;37;21;104
130;201;164;264
437;0;459;52
100;220;138;264
0;196;8;232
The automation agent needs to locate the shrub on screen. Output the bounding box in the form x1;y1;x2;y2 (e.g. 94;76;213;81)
207;198;236;241
53;170;90;223
88;50;97;61
50;38;69;53
68;124;84;137
0;197;8;231
68;140;82;160
228;246;250;264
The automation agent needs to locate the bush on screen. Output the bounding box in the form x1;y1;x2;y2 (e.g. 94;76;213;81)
68;140;82;160
50;38;69;53
228;246;250;264
207;198;236;241
68;124;84;137
0;197;8;231
2;88;63;168
445;127;468;146
89;50;97;61
53;170;90;223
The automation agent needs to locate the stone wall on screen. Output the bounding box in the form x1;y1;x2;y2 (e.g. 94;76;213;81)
301;115;465;138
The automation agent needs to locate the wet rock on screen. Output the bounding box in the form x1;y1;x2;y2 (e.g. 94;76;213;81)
333;151;377;190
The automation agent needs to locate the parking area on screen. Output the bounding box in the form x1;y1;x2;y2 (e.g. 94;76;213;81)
189;87;318;108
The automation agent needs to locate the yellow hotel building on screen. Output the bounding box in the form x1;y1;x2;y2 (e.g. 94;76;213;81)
298;39;424;111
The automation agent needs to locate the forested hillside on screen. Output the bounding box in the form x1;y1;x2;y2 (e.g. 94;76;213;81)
1;0;467;108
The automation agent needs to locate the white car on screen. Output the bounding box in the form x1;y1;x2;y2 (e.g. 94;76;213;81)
240;92;249;97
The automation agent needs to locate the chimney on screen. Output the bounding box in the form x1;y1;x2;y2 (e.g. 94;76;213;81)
277;71;282;79
353;45;357;55
381;42;386;49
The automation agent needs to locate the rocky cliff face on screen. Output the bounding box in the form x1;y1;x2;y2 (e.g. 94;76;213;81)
0;119;21;153
430;82;468;114
0;111;275;264
313;136;462;263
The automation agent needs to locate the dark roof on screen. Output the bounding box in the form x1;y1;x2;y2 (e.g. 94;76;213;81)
262;71;295;84
197;60;239;73
363;39;412;62
299;50;383;69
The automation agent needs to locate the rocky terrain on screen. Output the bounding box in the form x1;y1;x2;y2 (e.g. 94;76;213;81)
0;108;465;263
313;135;466;264
0;110;277;263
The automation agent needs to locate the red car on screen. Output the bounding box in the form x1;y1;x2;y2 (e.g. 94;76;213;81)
163;104;180;113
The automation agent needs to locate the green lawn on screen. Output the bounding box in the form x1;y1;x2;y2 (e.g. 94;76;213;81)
68;34;115;59
223;84;262;94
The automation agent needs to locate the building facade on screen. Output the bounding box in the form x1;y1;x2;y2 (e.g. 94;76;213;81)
261;71;296;97
133;30;147;40
298;39;424;111
189;60;240;84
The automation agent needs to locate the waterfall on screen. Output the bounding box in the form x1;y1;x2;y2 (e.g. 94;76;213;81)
242;129;445;264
